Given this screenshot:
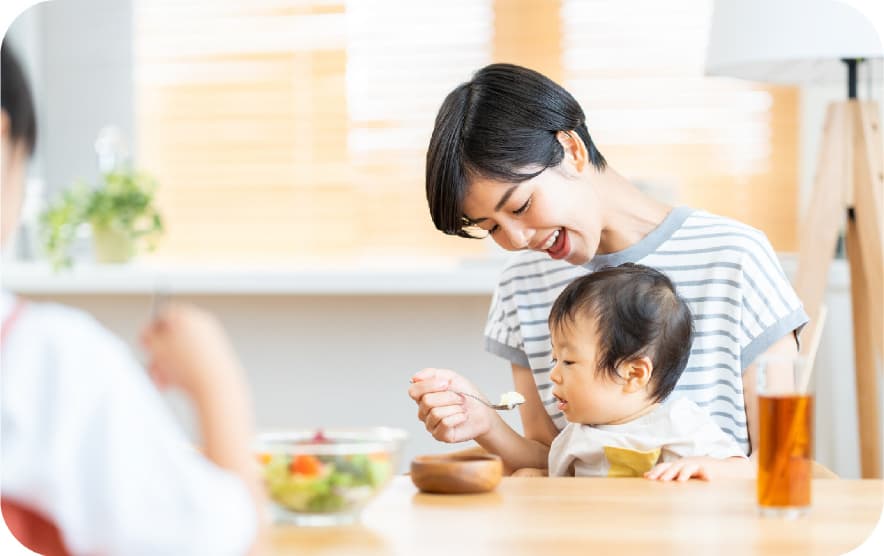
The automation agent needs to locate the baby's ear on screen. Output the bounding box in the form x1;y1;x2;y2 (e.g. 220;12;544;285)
621;356;654;393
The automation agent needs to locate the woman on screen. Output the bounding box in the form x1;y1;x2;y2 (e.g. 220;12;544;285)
408;63;807;473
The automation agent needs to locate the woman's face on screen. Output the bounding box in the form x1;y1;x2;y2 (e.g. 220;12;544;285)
461;165;604;266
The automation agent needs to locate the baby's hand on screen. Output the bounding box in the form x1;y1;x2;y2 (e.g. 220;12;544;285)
645;457;714;482
645;456;752;482
140;303;243;396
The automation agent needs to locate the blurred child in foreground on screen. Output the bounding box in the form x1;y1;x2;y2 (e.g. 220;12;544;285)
1;41;264;555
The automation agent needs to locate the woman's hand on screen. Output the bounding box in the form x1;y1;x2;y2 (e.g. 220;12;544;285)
408;368;495;444
140;303;244;397
644;456;753;482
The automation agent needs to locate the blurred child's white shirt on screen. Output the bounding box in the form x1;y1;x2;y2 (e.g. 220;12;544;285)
0;291;257;555
548;397;747;477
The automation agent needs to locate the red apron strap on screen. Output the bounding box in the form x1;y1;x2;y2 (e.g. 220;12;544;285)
1;299;27;345
1;300;71;555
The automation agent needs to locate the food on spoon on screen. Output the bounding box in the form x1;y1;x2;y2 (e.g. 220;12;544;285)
498;391;525;407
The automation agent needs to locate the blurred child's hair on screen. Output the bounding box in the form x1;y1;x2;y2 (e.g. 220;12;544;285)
1;40;37;154
549;263;693;402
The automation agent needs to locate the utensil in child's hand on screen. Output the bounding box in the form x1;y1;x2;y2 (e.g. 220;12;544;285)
150;288;170;320
453;390;525;411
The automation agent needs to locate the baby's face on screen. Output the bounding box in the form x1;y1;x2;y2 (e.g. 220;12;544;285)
548;315;645;425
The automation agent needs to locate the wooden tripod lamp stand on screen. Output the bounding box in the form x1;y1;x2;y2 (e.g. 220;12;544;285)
706;0;884;478
795;62;883;479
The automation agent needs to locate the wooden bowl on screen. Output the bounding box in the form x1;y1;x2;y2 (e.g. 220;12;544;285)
410;453;503;494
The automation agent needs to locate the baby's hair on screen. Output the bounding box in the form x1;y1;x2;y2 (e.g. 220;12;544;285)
549;263;693;402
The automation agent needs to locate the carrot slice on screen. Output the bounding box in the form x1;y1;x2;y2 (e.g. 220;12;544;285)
290;455;322;476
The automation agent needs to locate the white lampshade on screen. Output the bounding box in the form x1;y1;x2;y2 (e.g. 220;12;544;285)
705;0;884;85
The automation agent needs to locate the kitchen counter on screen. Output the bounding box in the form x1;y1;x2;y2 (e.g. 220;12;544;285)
0;255;848;296
0;258;506;295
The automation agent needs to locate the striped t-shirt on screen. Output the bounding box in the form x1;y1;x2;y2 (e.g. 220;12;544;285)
484;206;808;454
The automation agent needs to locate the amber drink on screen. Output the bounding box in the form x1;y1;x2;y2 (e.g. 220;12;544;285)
757;394;813;516
755;355;813;518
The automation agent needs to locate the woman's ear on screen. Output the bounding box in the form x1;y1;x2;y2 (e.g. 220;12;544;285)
620;356;654;394
555;130;588;173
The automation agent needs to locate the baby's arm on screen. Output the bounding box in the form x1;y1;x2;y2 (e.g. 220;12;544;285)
645;456;753;482
645;399;752;482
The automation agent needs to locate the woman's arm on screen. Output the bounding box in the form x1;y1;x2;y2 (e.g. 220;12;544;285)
513;363;560;445
409;364;556;473
474;364;557;471
741;332;800;457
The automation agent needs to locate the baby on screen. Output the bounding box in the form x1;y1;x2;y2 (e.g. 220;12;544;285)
546;263;751;480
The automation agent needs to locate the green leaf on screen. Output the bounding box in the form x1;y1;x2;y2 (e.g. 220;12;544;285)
38;169;165;271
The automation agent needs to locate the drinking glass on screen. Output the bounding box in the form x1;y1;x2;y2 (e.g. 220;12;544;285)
756;354;813;518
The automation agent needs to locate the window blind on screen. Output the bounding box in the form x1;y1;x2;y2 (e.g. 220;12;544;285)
134;0;797;263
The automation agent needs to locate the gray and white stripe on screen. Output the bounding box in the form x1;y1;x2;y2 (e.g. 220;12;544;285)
484;207;808;455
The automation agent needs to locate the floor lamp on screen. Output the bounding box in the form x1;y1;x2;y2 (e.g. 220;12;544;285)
705;0;884;478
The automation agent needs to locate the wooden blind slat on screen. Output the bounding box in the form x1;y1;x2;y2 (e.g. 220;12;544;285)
135;0;797;263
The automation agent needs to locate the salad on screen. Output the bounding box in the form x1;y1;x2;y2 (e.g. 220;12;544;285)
259;432;393;514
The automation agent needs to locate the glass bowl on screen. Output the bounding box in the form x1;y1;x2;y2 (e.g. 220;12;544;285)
255;427;407;526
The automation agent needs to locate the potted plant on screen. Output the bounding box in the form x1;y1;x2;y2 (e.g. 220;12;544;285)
40;169;164;269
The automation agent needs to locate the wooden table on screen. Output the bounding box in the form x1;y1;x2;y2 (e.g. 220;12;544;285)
266;477;883;555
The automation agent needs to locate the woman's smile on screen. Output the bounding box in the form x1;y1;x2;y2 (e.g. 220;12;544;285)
531;227;572;259
546;227;570;260
536;229;560;251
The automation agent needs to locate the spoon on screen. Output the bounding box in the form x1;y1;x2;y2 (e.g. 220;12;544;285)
453;390;525;411
409;378;525;411
150;286;170;320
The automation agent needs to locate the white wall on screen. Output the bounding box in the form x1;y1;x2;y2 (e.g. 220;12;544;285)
22;292;523;471
22;267;868;478
5;0;133;198
6;1;882;478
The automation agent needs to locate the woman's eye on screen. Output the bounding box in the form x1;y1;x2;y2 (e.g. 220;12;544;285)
550;357;558;365
513;195;532;216
488;224;500;235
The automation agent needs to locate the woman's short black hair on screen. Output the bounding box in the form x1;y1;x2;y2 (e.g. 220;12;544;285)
1;40;37;154
549;263;694;403
425;63;606;238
